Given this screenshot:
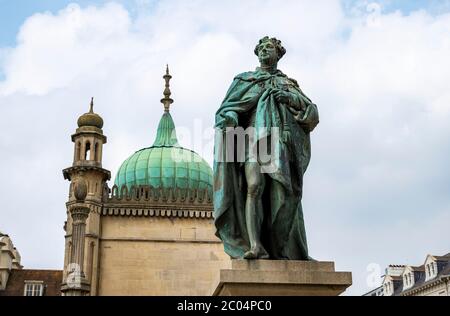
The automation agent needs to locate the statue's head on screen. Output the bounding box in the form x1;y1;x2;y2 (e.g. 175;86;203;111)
254;36;286;65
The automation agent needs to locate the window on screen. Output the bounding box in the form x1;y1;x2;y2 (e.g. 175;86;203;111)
85;141;91;160
426;262;438;281
24;282;44;296
402;273;411;291
76;142;82;161
94;143;99;161
384;282;392;296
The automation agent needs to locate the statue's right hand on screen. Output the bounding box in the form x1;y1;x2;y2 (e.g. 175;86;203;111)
287;106;303;120
216;114;237;129
224;115;237;128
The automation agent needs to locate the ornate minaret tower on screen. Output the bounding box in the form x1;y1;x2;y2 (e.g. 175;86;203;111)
61;98;110;296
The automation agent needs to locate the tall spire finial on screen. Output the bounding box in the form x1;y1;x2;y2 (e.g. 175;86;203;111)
89;97;94;113
161;64;173;113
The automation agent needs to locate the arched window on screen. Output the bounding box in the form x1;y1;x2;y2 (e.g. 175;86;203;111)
77;142;82;161
85;141;91;160
384;282;391;295
431;263;435;275
88;242;95;282
68;241;72;265
94;142;99;161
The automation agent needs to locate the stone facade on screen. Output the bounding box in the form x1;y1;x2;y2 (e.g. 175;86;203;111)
0;233;22;291
96;214;230;295
60;80;231;295
61;148;230;296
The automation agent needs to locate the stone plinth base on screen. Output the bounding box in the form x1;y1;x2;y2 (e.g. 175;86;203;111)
61;277;91;296
212;260;352;296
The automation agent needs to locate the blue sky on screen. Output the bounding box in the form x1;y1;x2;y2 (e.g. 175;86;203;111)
2;0;450;47
345;0;450;13
0;0;449;296
0;0;159;46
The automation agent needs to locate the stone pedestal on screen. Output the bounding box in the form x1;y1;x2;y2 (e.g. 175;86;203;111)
212;260;352;296
61;277;91;296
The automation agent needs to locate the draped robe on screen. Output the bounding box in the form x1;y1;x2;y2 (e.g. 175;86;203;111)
213;68;319;260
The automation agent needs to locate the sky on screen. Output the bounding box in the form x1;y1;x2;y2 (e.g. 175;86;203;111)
0;0;450;296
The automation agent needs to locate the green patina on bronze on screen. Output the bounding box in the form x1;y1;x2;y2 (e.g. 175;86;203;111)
213;37;319;260
115;66;213;193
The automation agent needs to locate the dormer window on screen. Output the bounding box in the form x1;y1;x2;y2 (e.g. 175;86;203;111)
426;261;437;280
384;281;393;296
402;271;415;291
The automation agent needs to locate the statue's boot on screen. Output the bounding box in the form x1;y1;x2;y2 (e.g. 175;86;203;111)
244;244;269;259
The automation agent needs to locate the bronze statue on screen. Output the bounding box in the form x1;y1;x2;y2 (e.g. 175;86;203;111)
213;37;319;260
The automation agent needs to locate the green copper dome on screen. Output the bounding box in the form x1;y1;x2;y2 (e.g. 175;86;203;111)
114;112;213;192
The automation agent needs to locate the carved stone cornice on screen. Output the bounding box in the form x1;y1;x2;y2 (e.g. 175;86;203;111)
66;200;102;214
70;206;90;224
101;206;213;219
104;185;213;206
100;237;221;244
71;126;107;143
63;166;111;181
400;275;449;296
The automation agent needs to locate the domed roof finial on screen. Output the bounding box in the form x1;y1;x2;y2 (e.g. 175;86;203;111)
77;97;104;129
89;97;94;113
161;64;174;113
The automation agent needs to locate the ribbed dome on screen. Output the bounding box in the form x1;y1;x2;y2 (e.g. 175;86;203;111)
114;112;213;192
77;98;104;129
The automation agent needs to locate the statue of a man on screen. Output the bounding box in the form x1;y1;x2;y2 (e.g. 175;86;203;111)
213;37;319;260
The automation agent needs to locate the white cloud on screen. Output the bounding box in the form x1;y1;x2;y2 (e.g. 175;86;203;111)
0;3;137;96
0;0;449;295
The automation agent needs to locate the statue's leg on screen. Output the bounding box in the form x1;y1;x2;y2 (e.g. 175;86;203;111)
243;162;269;259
